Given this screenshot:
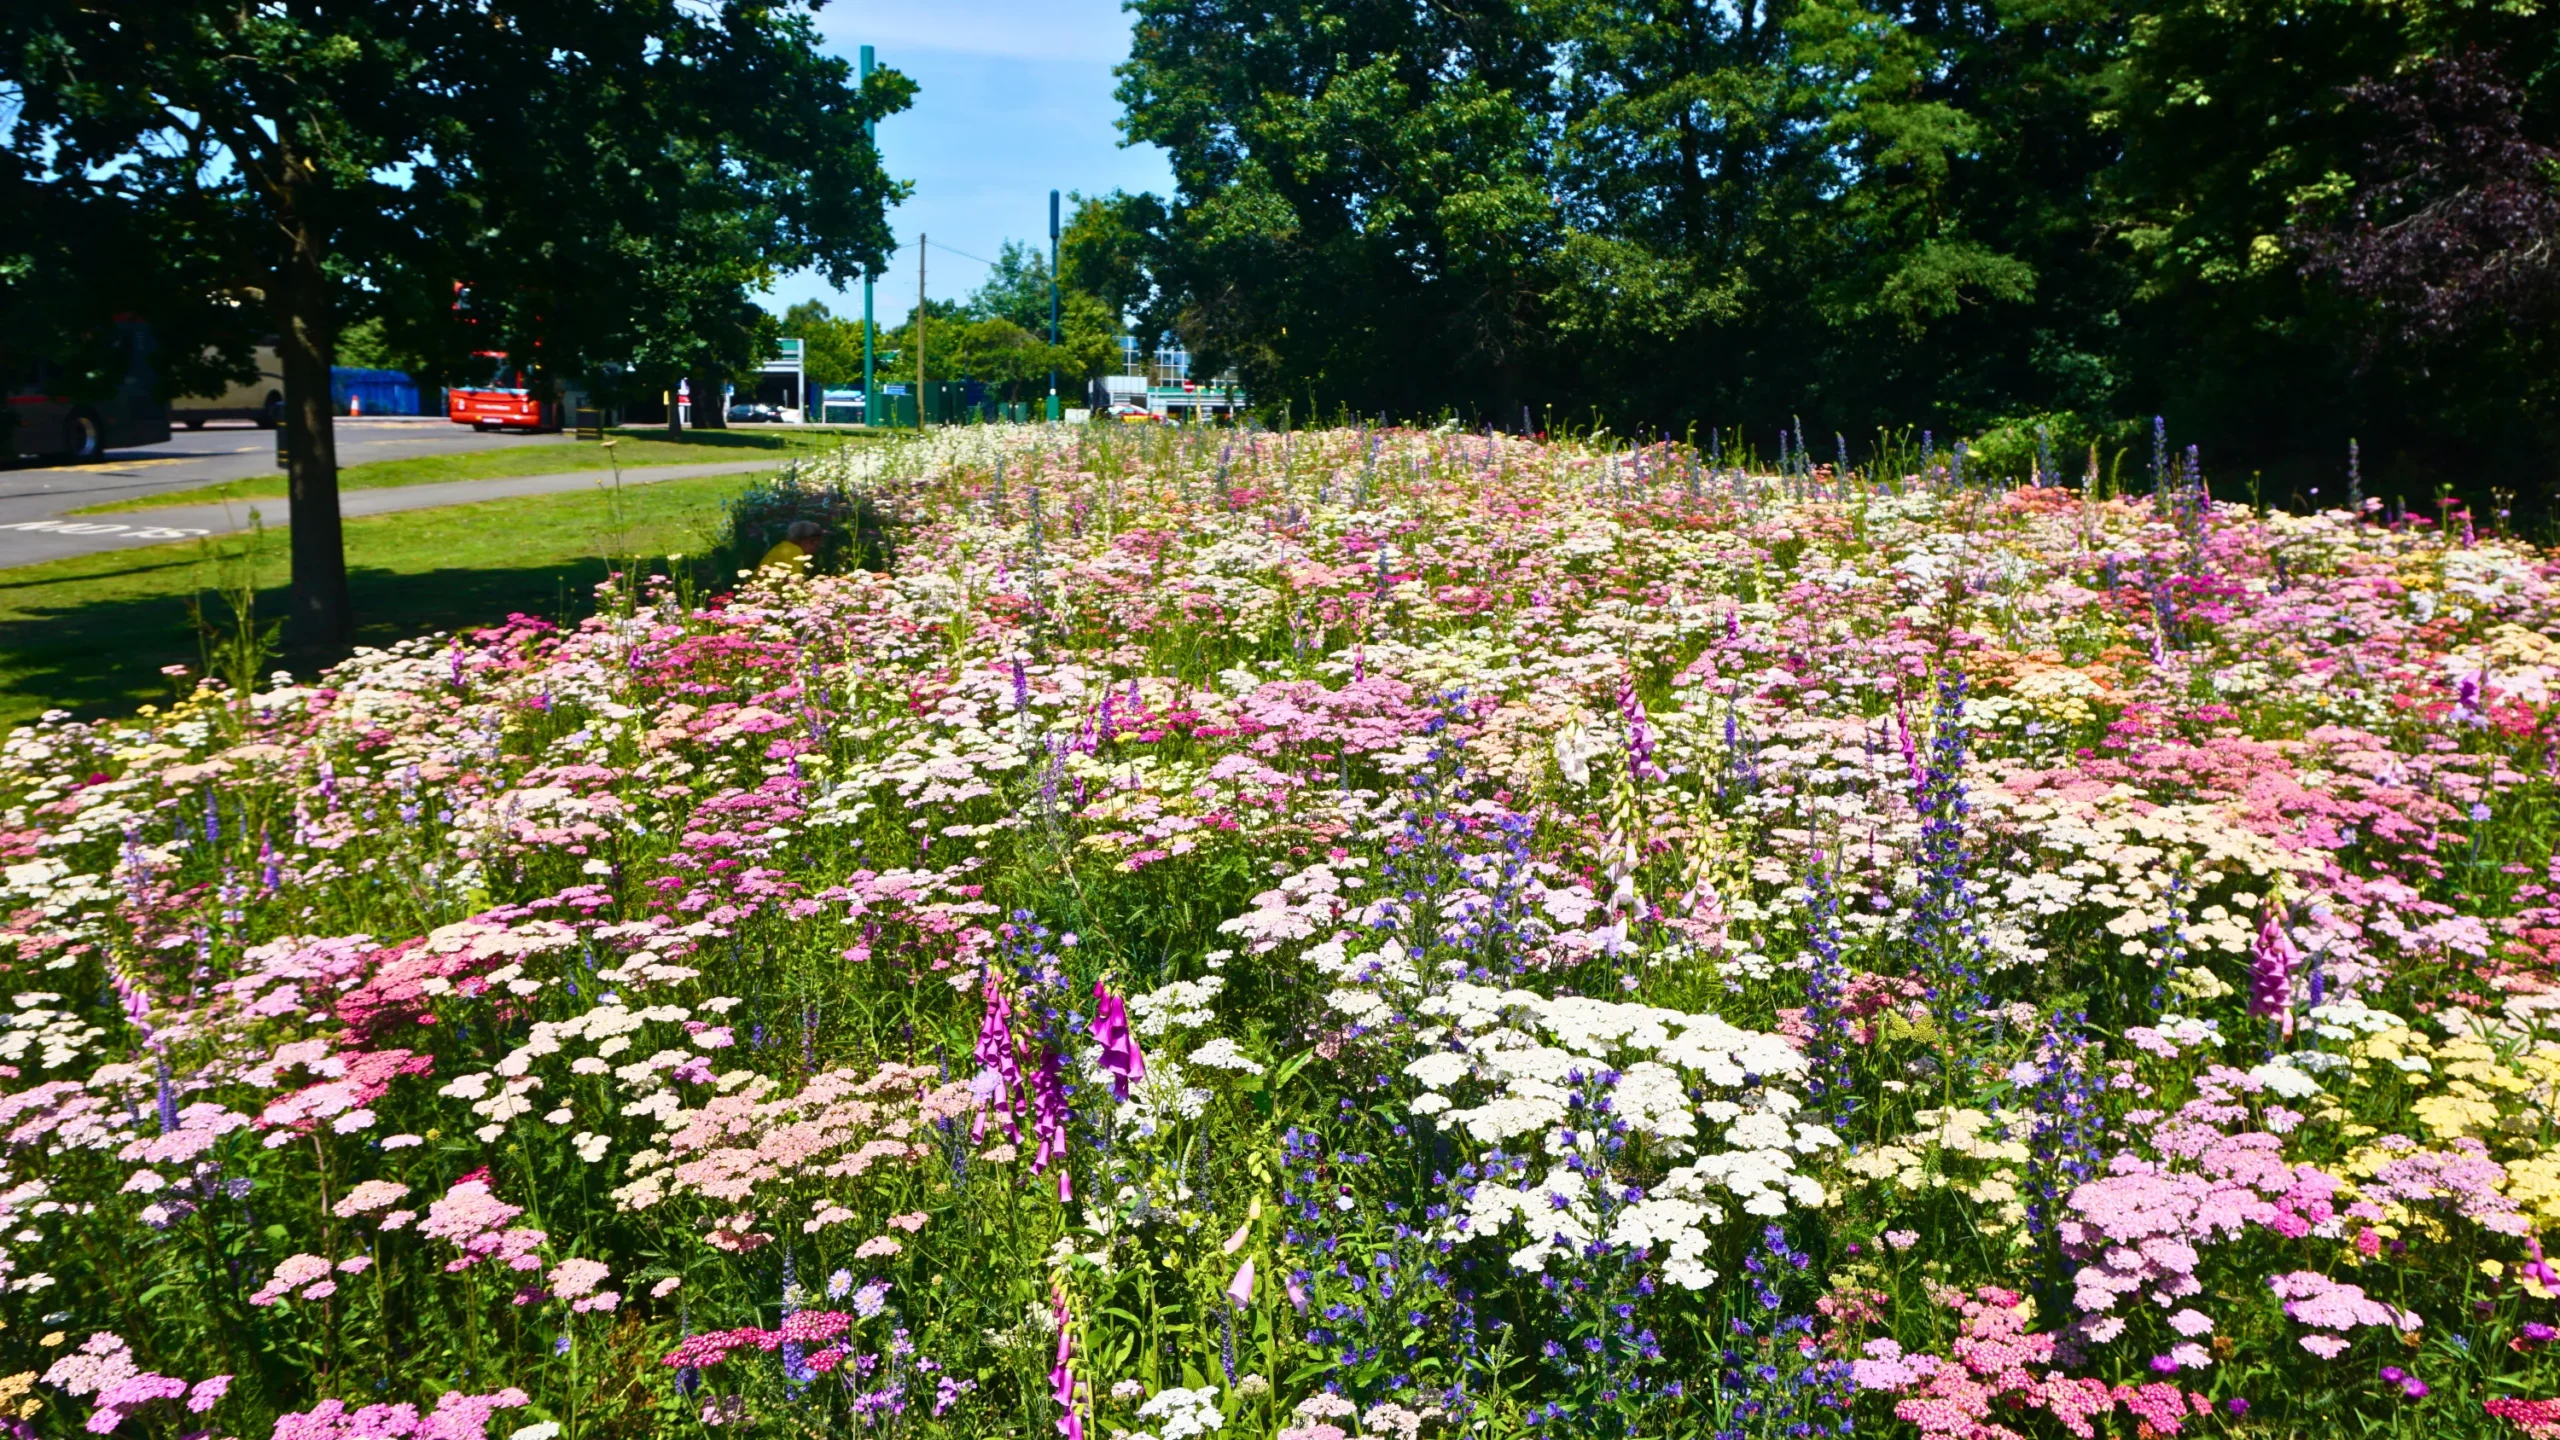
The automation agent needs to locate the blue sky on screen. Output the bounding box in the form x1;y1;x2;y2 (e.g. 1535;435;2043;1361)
765;0;1176;324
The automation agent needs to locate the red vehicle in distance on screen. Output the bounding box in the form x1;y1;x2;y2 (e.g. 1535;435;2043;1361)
445;351;561;432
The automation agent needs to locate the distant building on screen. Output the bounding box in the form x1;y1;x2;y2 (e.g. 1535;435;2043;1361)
1096;335;1244;420
747;338;806;422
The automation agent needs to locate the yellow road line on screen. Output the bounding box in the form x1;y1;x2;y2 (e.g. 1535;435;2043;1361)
39;456;197;475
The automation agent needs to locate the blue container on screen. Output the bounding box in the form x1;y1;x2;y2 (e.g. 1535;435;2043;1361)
331;367;421;416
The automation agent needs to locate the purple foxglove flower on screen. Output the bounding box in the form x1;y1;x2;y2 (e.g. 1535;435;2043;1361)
972;973;1025;1143
1030;1045;1072;1200
1225;1257;1256;1310
1088;980;1146;1101
1049;1289;1083;1440
1895;697;1921;795
2251;905;2299;1038
2524;1239;2560;1295
1617;669;1657;779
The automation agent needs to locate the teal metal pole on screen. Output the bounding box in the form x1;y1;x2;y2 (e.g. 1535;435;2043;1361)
1047;189;1061;422
861;44;877;427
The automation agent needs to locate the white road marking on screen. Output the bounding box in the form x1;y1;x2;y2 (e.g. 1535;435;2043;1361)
0;520;208;537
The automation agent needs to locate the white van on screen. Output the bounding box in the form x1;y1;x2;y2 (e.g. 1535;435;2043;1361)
172;344;284;428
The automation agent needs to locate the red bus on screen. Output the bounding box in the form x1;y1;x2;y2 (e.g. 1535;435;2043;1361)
3;322;171;462
446;351;562;432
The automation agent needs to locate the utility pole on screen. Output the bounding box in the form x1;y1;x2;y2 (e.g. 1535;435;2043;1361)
860;44;877;428
1047;189;1061;423
917;233;928;429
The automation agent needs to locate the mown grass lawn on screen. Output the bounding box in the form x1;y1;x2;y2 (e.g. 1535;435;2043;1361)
74;427;861;513
0;471;757;726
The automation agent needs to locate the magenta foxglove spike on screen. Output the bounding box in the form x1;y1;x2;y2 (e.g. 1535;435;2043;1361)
1895;697;1922;796
2526;1239;2560;1296
1049;1287;1082;1440
972;972;1025;1143
1030;1044;1072;1199
2250;903;2299;1039
1089;979;1147;1101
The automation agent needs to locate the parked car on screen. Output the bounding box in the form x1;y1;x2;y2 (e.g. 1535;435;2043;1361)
727;403;782;424
1108;402;1162;424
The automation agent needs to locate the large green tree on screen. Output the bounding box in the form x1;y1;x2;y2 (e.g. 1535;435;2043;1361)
2;0;909;645
1118;0;1560;420
1110;0;2560;501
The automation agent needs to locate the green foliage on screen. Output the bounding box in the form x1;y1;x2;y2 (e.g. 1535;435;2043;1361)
1110;0;2560;504
779;300;875;394
0;471;754;726
0;0;915;638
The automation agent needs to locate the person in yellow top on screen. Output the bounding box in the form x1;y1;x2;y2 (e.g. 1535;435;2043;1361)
758;520;824;572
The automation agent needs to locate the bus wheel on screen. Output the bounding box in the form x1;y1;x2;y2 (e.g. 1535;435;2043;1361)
183;418;206;430
61;411;105;462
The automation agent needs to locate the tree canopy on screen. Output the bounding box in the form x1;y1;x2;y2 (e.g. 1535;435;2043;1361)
1;0;911;641
781;238;1121;404
1107;0;2560;503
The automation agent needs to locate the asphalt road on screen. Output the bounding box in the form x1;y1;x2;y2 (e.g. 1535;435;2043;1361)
0;416;566;517
0;417;596;569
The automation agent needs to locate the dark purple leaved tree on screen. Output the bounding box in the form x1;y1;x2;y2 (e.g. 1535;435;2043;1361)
2291;47;2560;344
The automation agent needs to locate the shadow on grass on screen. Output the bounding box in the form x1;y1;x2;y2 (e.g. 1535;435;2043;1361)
0;554;684;726
608;428;814;451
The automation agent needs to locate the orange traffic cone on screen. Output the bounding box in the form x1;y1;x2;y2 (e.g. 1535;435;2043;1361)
350;393;362;417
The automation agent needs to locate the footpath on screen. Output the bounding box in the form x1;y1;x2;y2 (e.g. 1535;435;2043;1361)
0;460;780;569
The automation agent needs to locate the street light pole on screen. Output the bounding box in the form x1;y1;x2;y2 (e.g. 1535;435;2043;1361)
1047;189;1061;423
860;44;877;428
917;232;927;429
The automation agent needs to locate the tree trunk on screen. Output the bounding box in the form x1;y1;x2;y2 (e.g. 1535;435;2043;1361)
690;373;728;429
666;377;684;436
274;176;350;651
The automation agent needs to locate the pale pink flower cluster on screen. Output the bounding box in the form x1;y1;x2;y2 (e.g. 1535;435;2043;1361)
417;1176;547;1272
250;1252;343;1306
2356;1135;2530;1235
118;1102;248;1166
2268;1270;2421;1357
547;1256;619;1311
2060;1084;2348;1330
611;1062;972;1213
1850;1289;2212;1437
256;1047;436;1141
2061;1163;2262;1315
333;1179;412;1218
270;1387;530;1440
39;1333;228;1433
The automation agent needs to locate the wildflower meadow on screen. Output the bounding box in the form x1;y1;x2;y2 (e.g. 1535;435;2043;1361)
6;423;2560;1440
